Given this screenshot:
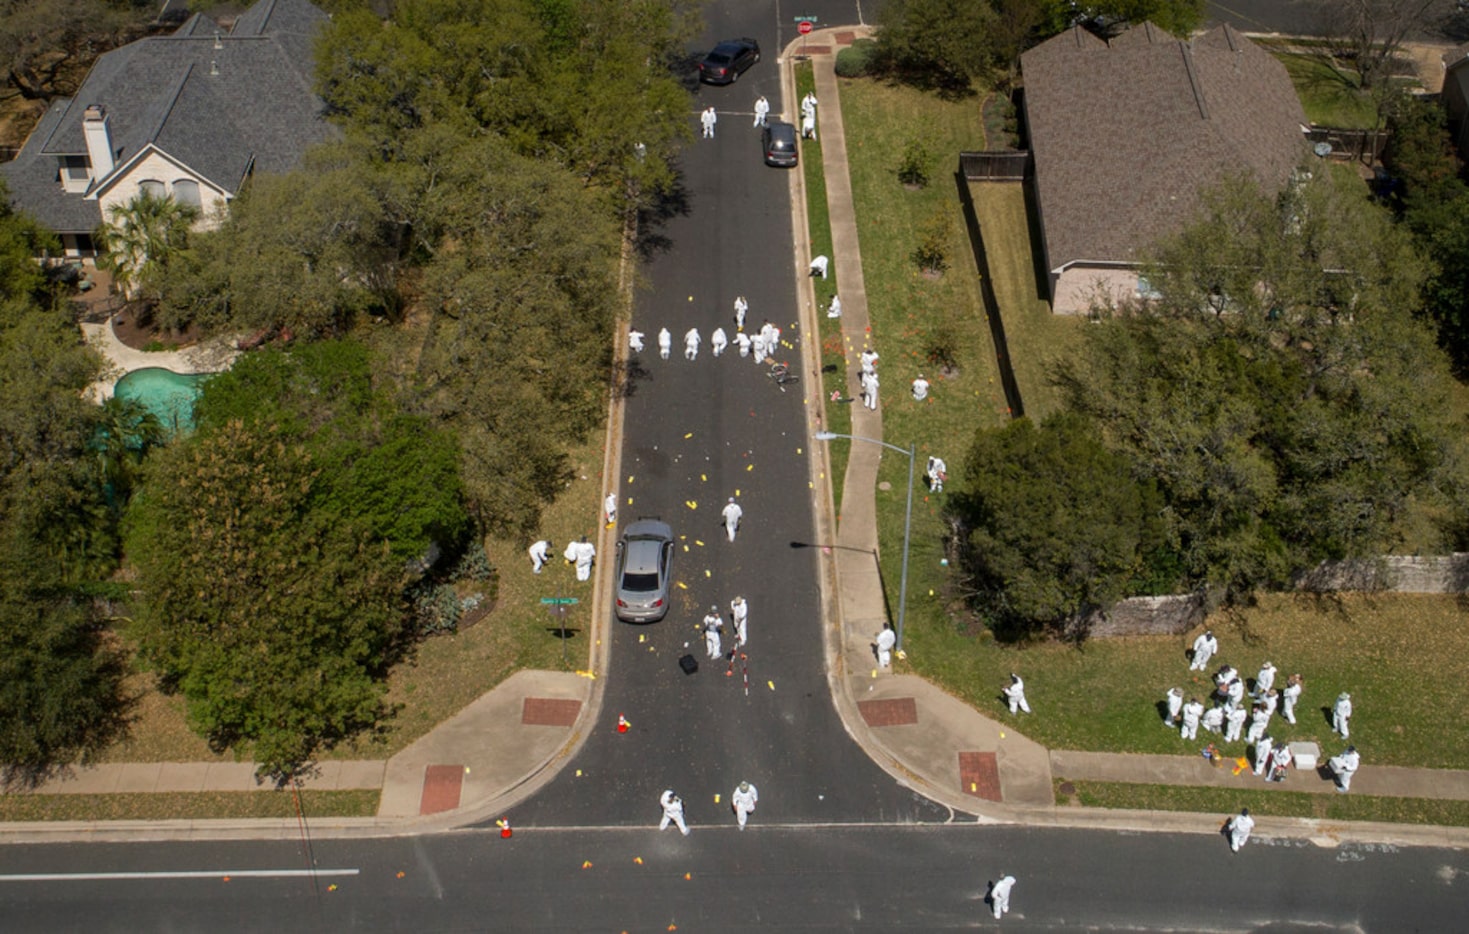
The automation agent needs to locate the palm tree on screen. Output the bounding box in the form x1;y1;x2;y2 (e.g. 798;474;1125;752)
96;190;197;301
92;395;163;512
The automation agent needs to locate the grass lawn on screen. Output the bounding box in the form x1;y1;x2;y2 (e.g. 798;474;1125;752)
911;592;1469;770
0;789;380;822
796;61;849;511
836;78;1010;657
831;74;1469;778
963;182;1085;421
1269;48;1382;128
1060;780;1469;828
97;432;606;765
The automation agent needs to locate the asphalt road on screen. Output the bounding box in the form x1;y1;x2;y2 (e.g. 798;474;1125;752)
3;825;1464;931
506;0;943;831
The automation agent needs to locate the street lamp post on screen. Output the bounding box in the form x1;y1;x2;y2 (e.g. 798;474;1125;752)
814;430;916;650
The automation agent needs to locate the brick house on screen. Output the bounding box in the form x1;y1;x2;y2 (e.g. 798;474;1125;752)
1020;22;1309;314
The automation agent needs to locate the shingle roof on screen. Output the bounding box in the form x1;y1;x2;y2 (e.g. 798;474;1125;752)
1021;22;1308;275
1;0;333;233
0;101;105;234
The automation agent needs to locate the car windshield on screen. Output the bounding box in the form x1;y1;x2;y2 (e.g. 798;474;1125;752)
622;571;660;592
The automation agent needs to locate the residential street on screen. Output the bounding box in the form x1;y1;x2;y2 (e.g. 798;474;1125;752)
1;825;1463;931
505;0;938;831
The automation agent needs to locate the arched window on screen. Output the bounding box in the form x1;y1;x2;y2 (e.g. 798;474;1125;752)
172;179;201;209
138;179;165;198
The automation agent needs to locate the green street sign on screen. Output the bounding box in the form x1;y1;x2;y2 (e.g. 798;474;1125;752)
540;597;580;605
794;15;818;22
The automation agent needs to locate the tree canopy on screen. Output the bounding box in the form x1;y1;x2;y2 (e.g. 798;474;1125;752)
953;413;1168;638
315;0;697;209
126;420;410;783
0;205;130;782
193;340;470;565
1383;92;1469;376
0;0;154;103
869;0;1205;91
954;169;1469;635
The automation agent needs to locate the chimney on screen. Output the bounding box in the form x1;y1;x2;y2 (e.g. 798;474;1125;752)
82;104;115;179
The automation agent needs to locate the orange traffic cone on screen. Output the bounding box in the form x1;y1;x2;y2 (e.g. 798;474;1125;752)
617;715;630;733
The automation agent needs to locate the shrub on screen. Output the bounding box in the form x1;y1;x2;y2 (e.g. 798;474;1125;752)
897;137;932;188
835;38;878;78
911;208;951;273
925;317;960;373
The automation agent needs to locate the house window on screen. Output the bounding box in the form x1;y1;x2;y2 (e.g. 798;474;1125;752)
138;179;165;198
59;155;90;193
1136;276;1162;300
172;179;201;209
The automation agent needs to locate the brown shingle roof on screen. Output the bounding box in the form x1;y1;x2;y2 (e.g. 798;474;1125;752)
1021;23;1308;276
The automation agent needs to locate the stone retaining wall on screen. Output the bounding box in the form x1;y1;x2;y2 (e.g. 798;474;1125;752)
1084;554;1469;637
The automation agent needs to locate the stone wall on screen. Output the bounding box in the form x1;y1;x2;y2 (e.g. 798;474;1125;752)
1084;554;1469;638
1293;554;1469;594
1081;594;1207;638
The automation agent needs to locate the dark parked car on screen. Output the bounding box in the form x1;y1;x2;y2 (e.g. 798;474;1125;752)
698;38;760;85
614;519;675;623
762;121;798;167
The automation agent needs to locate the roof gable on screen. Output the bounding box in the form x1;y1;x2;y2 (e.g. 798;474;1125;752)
1021;22;1308;275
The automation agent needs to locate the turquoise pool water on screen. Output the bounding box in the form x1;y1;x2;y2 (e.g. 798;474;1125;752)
113;367;212;433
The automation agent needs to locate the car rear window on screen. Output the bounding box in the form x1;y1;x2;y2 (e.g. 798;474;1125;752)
622;572;659;592
706;52;732;65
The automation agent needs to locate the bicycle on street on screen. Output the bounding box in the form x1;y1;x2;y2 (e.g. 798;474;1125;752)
767;360;800;392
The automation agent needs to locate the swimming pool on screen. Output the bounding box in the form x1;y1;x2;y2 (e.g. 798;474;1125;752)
112;367;212;434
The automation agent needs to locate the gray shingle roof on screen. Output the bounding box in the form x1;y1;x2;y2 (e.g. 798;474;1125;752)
1021;22;1308;276
0;101;104;234
1;0;333;234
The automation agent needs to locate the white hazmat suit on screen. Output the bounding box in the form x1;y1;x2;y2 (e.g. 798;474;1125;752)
990;875;1016;919
721;498;743;542
875;626;896;668
1189;631;1218;671
528;540;552;574
731;781;758;829
659;790;689;835
1229;810;1254;852
731;596;748;647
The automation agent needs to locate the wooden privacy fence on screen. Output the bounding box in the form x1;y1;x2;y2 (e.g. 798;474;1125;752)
1305;125;1388;165
959;150;1031;181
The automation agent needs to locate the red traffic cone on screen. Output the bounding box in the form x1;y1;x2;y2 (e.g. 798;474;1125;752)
497;818;512;838
617;714;630;733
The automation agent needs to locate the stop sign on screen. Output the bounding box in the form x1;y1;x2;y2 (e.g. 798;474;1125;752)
799;21;813;35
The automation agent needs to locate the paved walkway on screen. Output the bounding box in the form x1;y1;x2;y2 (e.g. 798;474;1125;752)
7;29;1469;849
79;316;237;400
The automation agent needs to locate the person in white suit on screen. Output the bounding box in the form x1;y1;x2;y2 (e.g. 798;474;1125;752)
731;781;758;829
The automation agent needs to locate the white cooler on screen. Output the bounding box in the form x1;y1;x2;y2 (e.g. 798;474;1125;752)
1289;741;1320;771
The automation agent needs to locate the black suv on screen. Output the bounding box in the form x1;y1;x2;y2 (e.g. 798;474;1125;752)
698;38;760;85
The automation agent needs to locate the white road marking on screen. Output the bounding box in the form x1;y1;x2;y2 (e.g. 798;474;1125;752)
0;869;359;883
